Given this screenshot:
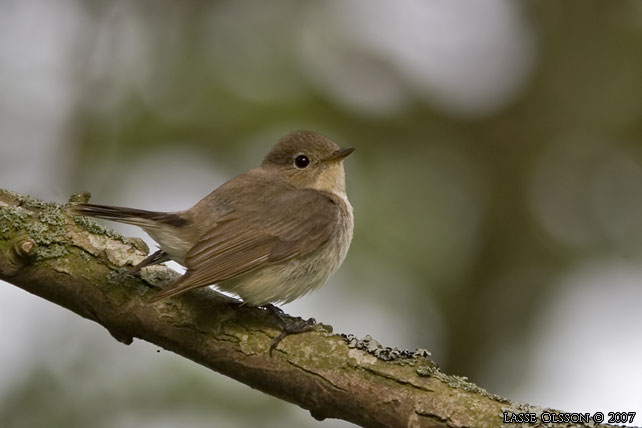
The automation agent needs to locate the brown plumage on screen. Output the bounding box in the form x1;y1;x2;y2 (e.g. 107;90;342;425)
72;130;354;306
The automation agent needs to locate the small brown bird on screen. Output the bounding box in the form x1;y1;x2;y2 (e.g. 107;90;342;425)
73;131;354;309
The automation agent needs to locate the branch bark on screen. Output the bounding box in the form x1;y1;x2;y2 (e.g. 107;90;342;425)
0;189;610;428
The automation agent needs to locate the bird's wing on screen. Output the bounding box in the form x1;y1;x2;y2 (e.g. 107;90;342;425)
148;189;339;302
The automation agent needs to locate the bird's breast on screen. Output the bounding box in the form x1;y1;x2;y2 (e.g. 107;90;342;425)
218;194;354;306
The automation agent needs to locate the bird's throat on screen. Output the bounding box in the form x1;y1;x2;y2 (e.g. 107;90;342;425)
312;162;347;196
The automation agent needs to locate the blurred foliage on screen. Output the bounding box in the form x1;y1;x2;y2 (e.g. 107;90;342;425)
1;0;641;427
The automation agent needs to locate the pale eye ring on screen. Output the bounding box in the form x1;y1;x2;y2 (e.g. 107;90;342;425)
294;154;310;169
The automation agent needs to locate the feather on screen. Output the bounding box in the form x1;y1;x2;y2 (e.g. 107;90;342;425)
72;203;189;228
148;189;340;302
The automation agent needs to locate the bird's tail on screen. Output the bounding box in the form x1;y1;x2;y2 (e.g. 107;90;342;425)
72;203;189;228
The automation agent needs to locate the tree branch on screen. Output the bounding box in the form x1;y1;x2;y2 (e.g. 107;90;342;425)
0;189;610;428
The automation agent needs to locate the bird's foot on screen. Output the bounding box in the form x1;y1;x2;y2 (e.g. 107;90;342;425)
265;304;316;356
127;249;170;274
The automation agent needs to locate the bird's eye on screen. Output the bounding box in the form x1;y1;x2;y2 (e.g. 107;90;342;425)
294;154;310;169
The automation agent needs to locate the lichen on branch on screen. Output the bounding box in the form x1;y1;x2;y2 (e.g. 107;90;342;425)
0;189;606;428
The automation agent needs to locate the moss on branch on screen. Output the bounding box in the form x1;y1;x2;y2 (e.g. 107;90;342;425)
0;189;612;428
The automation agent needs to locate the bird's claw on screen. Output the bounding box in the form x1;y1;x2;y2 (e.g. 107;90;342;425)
265;305;316;356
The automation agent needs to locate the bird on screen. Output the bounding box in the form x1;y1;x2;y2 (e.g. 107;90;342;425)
72;131;354;312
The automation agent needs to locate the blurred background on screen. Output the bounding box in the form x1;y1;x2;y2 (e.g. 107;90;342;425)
1;0;641;426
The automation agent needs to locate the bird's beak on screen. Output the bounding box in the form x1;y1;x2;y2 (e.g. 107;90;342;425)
323;147;355;163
